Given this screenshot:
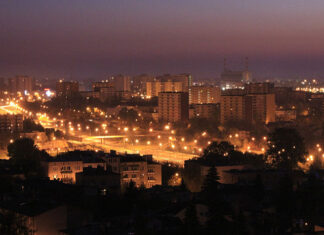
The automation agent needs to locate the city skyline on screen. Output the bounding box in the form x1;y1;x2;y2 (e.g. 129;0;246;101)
1;0;324;79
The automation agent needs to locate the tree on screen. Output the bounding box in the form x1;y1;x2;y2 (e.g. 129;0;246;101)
118;108;138;125
7;138;48;177
183;203;200;235
266;128;307;170
23;119;44;133
201;166;220;195
275;174;295;233
253;174;265;204
0;211;33;235
203;141;234;158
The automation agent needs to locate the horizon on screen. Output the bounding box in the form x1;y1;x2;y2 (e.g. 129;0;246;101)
1;0;324;80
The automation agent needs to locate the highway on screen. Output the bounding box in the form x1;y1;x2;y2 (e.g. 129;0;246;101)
3;102;198;165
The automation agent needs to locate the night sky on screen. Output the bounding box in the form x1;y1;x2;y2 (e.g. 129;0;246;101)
1;0;324;80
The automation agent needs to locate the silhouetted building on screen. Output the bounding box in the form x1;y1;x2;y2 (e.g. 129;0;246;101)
76;167;121;193
192;103;220;120
309;94;324;118
56;80;79;97
220;58;252;89
132;74;155;94
92;81;114;92
245;82;274;94
8;76;34;93
110;75;131;92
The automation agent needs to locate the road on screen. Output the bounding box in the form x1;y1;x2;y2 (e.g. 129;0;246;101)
6;102;198;165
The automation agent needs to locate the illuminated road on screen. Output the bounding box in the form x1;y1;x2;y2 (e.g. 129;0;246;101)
0;103;24;115
7;102;198;165
82;136;198;165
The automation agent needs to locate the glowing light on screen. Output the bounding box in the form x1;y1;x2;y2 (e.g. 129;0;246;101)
309;155;314;161
164;125;170;130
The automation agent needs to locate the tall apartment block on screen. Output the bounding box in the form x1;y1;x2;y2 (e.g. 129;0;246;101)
8;76;34;93
220;83;275;124
146;81;184;97
147;74;192;98
158;92;189;122
190;86;221;104
246;82;275;123
110;75;131;92
56;80;79;97
220;90;250;124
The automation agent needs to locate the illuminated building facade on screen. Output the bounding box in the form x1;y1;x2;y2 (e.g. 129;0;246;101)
220;83;276;124
158;92;189;122
220;92;249;124
43;156;106;184
190;86;221;104
146;81;184;97
104;153;162;188
0;113;23;133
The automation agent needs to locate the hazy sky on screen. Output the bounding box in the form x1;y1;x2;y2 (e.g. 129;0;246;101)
1;0;324;80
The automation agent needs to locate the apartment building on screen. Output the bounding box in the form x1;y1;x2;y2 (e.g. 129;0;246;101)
104;152;162;188
158;92;189;122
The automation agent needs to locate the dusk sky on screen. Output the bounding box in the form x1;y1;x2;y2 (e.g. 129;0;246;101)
1;0;324;80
